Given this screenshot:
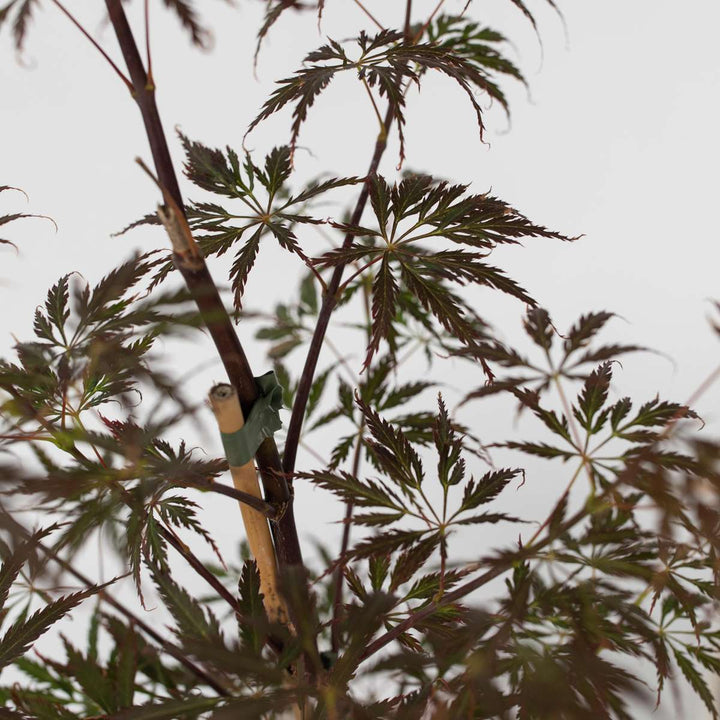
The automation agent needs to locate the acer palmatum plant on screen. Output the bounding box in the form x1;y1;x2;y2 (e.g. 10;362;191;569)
1;1;719;718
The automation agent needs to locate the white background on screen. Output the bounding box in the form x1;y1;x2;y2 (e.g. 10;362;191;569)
1;0;719;715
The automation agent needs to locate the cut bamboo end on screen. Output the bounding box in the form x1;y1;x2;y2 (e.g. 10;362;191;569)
209;383;287;625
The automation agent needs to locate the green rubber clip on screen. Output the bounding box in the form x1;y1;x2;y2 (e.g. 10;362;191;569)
220;371;283;467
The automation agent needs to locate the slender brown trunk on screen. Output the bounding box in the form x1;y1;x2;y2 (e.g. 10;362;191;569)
103;0;304;570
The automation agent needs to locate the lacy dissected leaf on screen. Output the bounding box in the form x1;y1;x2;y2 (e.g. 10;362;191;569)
574;361;613;434
390;538;439;592
177;136;356;309
0;581;109;669
0;525;56;614
42;632;136;714
562;311;615;358
229;226;262;309
107;696;222;720
416;251;534;303
359;398;424;491
0;0;39;52
316;177;569;367
349;529;430;560
149;565;223;646
237;560;269;655
399;262;481;355
159;0;211;48
433;395;466;488
428;15;524;85
330;592;397;686
673;647;717;718
300;469;405;513
179;132;251;199
249;22;537;153
254;0;317;66
502;440;575;461
0;255;200;460
523;306;554;350
457;468;520;514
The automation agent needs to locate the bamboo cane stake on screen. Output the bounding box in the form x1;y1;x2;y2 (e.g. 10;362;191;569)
209;383;287;624
210;385;308;719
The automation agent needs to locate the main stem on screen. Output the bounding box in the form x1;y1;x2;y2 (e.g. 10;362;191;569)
283;103;394;476
103;0;303;570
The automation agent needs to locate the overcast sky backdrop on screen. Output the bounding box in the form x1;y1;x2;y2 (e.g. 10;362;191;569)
1;1;719;714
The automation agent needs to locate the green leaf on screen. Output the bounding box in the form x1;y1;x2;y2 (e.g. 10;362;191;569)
149;566;223;645
350;529;428;559
260;146;292;198
0;526;55;614
673;647;717;718
399;262;480;351
305;364;334;421
390;536;437;591
59;636;115;713
286;175;362;207
417;251;535;305
369;554;390;592
237;561;268;655
502;441;575;461
301;469;404;511
298;272;318;316
0;582;107;669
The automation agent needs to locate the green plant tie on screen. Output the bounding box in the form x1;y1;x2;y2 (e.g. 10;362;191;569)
220;371;283;467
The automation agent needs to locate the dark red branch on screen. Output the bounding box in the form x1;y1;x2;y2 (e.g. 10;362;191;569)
103;0;304;570
283;104;394;476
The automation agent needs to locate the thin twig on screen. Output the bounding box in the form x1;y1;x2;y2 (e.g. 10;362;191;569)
283;102;394;476
159;522;244;615
144;0;153;86
404;0;413;40
361;77;385;133
358;505;588;663
324;336;360;386
0;510;230;696
352;0;385;31
284;0;448;475
199;480;278;518
48;0;133;91
299;440;330;468
414;0;446;41
330;421;365;653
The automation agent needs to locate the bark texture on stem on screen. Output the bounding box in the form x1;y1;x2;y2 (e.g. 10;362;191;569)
103;0;304;570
